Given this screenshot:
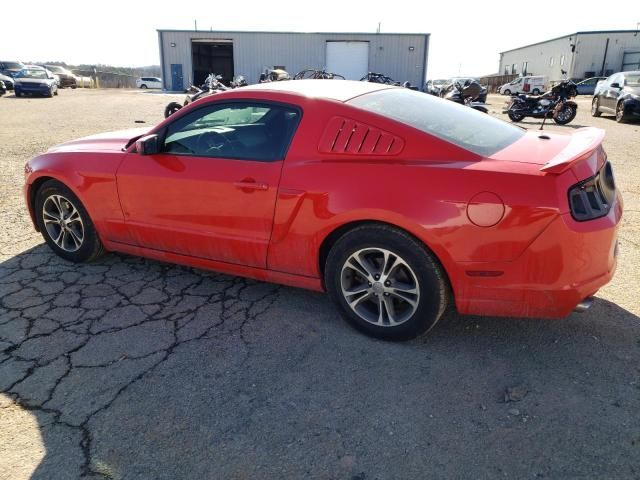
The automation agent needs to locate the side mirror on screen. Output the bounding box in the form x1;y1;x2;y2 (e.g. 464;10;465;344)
610;82;621;89
135;134;160;155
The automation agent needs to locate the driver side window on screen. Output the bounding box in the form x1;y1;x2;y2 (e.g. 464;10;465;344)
163;102;301;162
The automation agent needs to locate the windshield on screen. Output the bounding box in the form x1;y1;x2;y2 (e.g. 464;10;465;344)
626;74;640;86
348;88;525;157
17;69;48;79
4;62;23;69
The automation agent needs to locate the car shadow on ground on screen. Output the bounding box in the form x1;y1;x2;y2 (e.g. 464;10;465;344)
1;244;639;479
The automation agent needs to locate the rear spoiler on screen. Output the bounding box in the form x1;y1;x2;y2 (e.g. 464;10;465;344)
540;127;605;174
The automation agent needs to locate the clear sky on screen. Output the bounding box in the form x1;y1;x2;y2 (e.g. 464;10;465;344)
2;0;638;78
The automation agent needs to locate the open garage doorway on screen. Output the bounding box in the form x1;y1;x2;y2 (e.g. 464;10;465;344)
191;40;234;86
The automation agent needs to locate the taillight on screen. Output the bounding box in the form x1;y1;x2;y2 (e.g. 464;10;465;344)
568;162;615;221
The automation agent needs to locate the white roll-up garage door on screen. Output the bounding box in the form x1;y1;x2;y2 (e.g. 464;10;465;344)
622;51;640;72
325;41;370;80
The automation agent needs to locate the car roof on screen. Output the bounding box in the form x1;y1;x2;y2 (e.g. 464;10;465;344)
23;65;46;70
622;71;640;75
237;79;394;102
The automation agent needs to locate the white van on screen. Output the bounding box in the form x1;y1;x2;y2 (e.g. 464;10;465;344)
499;76;546;95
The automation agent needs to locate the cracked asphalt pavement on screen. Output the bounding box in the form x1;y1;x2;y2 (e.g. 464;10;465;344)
1;90;639;479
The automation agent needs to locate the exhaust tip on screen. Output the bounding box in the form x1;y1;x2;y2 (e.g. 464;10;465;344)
574;297;594;313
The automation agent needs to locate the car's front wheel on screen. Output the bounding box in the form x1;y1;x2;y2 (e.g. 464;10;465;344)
140;84;147;89
503;89;511;95
324;224;448;340
35;180;105;262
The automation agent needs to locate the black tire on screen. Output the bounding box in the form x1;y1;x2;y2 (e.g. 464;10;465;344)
164;101;182;118
503;89;511;95
15;91;21;97
34;180;105;263
324;224;448;341
532;88;540;95
591;97;602;117
553;104;577;125
508;111;525;122
140;84;147;89
615;101;627;123
54;89;58;96
47;87;54;98
71;85;77;89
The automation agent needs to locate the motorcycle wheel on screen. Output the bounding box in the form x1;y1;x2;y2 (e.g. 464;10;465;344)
164;102;182;118
553;104;577;125
507;111;525;122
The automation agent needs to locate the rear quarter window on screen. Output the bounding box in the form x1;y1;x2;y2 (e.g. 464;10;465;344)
348;88;525;156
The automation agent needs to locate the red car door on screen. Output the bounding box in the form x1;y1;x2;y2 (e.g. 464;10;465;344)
116;101;301;268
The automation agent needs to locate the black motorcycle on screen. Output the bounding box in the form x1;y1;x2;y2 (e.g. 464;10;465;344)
504;76;578;126
164;73;228;118
443;79;489;113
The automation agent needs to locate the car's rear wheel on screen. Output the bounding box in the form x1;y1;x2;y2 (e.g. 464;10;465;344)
35;180;105;263
324;224;448;341
616;101;627;123
140;84;147;89
591;97;602;117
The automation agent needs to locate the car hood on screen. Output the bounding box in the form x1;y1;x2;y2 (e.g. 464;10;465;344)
47;127;150;153
491;127;604;173
624;86;640;96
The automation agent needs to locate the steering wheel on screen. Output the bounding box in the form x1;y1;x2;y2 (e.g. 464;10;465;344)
195;130;238;156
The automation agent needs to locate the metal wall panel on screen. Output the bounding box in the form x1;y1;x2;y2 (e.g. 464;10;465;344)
158;31;429;90
573;32;640;78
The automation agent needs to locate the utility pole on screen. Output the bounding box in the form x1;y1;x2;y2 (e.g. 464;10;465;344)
376;22;381;34
194;19;197;31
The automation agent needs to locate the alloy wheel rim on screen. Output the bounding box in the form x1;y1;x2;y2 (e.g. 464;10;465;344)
557;105;573;121
592;99;598;115
617;103;623;121
340;247;420;327
42;194;84;252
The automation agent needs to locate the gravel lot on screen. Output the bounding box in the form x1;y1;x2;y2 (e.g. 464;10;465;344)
1;89;639;480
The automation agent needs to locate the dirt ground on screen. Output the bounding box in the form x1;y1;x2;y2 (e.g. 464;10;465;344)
0;89;639;479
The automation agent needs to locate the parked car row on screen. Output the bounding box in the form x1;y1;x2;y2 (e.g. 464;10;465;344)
0;60;83;97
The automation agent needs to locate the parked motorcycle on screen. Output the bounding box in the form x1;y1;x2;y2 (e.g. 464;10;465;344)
230;74;248;88
259;69;291;83
360;72;418;90
294;68;345;80
504;75;578;126
164;73;228;118
443;79;489;113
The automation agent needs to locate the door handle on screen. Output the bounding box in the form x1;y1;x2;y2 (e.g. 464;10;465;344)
234;180;269;191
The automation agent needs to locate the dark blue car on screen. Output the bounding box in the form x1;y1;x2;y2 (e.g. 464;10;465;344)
14;66;58;98
575;77;607;95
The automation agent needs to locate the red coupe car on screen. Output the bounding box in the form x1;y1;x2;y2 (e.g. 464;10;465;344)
24;80;622;340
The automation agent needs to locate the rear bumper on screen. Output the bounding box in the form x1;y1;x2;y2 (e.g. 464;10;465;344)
453;191;622;318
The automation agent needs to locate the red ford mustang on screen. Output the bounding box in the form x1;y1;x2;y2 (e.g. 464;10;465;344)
24;80;622;340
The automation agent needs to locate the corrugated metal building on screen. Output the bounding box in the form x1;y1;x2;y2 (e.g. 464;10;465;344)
499;30;640;81
157;30;429;91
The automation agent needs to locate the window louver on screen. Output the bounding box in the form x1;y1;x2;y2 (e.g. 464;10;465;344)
318;116;404;155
